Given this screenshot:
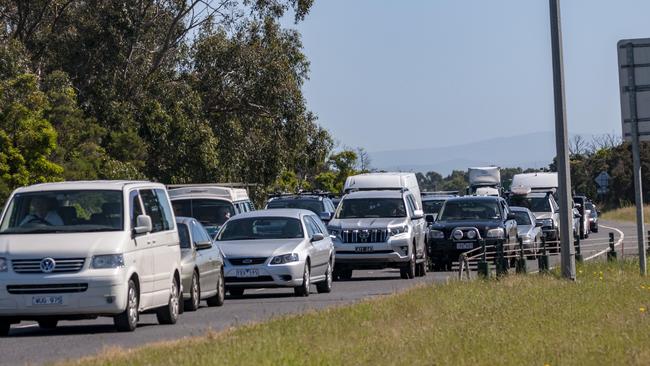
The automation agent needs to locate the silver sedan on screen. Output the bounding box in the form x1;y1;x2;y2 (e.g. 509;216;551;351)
176;217;225;311
215;209;335;297
510;206;543;258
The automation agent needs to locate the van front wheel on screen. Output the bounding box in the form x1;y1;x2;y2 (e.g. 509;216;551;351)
114;279;138;332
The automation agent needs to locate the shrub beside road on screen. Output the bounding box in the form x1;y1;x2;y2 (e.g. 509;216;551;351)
68;260;650;366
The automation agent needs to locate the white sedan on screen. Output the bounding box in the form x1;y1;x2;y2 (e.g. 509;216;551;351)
215;209;335;297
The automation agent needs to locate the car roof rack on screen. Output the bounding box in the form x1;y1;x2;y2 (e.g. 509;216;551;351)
421;191;459;197
267;190;334;200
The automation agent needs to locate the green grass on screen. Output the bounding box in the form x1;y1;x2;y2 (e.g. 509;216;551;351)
601;205;650;224
67;261;650;366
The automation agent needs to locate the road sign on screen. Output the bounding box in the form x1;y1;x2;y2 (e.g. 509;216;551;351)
618;39;650;141
618;38;648;275
595;171;610;189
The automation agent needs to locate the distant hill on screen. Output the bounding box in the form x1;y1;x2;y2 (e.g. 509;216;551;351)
369;131;560;174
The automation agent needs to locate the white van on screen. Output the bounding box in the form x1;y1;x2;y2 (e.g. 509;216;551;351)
343;173;423;210
168;185;255;238
510;172;558;193
0;181;182;335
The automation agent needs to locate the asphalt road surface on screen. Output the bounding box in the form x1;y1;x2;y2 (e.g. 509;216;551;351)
0;220;631;366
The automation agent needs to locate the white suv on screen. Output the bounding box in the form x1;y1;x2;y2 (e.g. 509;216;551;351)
0;181;182;335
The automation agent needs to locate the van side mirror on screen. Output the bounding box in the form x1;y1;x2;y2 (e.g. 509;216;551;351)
134;215;153;234
412;209;424;220
195;240;212;250
311;233;325;242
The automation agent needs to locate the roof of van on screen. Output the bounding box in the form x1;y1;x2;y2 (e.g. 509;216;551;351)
13;180;156;193
168;186;250;202
344;172;416;192
344;190;403;199
511;172;558;189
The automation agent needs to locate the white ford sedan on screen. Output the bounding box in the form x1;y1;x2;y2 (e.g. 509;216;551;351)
215;209;334;297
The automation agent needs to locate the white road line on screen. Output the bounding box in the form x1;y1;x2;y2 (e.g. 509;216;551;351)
585;225;624;261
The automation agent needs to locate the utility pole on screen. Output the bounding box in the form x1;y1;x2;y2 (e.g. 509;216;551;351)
549;0;576;280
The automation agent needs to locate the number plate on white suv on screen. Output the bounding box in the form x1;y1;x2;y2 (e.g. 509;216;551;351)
235;269;259;278
32;295;63;306
355;246;374;253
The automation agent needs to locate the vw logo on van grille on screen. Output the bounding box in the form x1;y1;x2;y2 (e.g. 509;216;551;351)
40;258;56;273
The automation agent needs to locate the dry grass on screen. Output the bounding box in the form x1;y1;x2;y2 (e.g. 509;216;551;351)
63;260;650;366
601;205;650;224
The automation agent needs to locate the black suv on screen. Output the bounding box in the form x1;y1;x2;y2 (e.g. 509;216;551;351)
265;192;337;223
427;196;518;271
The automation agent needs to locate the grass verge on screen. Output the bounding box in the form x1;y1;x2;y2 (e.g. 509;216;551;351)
66;261;650;366
601;205;650;224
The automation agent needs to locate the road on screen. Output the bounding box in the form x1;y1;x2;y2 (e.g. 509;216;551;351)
0;221;631;366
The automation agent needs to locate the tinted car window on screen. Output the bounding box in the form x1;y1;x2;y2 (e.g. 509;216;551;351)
191;220;211;244
141;190;169;233
423;200;445;215
129;190;143;229
266;199;324;214
178;223;191;249
217;217;305;240
171;199;234;237
337;198;406;219
438;200;501;221
513;211;532;225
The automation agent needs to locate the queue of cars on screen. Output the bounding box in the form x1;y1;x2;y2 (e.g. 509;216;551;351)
0;169;602;336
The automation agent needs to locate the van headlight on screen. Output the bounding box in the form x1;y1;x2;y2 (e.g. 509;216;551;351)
270;253;299;265
486;228;505;239
92;254;125;269
0;257;6;272
389;225;409;236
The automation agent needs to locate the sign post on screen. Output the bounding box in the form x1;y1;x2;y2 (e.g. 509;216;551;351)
549;0;575;280
618;39;649;276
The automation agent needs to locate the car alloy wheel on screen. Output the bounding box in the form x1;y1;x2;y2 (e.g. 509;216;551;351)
157;278;179;325
295;263;310;297
114;279;138;332
317;260;333;293
207;269;225;307
185;272;200;312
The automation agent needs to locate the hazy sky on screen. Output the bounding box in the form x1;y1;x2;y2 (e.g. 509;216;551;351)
292;0;650;152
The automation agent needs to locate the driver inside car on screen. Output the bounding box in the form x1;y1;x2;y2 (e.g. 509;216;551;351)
20;196;64;226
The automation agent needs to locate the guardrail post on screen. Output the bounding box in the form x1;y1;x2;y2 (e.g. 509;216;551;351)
574;232;583;263
538;236;550;273
496;240;508;277
607;232;617;262
646;231;650;257
516;237;527;274
477;239;490;278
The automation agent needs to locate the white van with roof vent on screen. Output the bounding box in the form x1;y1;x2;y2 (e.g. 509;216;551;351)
168;184;255;238
344;173;422;210
0;181;182;336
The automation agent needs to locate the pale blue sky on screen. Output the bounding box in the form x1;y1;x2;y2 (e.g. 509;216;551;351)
292;0;650;152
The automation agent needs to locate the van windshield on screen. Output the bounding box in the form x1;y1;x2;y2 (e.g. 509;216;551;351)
336;198;406;219
509;196;551;213
0;190;124;234
171;199;235;237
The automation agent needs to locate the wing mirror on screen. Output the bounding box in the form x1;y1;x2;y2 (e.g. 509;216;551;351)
311;233;325;242
133;215;152;234
507;213;516;221
412;209;424;220
319;212;333;222
195;240;213;250
535;221;544;228
425;213;437;224
574;213;582;219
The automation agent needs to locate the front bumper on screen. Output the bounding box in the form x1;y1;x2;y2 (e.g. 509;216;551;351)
332;234;411;269
0;274;127;318
224;261;306;289
428;239;503;261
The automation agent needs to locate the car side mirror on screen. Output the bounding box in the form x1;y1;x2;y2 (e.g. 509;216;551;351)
425;214;437;223
412;209;424;220
574;213;582;219
507;213;516;221
535;222;544;228
133;215;152;234
319;212;333;222
195;240;212;250
311;233;325;242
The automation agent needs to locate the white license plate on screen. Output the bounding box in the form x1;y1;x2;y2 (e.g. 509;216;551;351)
32;296;63;306
235;269;259;278
456;242;474;250
355;246;374;253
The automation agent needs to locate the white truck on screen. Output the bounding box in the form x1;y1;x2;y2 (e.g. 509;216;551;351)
467;167;501;196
